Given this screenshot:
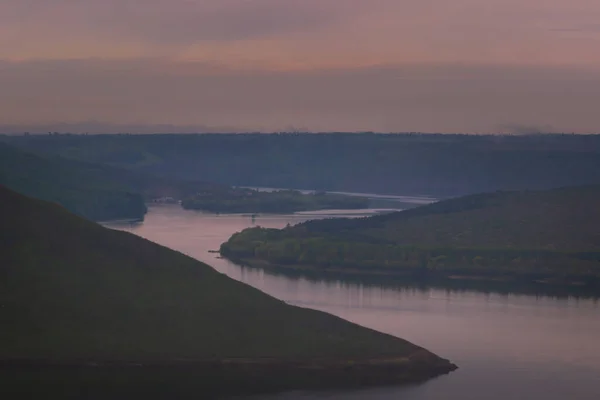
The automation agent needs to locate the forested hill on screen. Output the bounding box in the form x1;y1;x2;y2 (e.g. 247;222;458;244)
0;186;455;397
4;133;600;196
0;143;222;221
294;185;600;251
221;186;600;289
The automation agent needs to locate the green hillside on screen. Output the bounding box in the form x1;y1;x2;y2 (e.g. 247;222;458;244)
221;186;600;290
0;143;224;221
0;186;455;398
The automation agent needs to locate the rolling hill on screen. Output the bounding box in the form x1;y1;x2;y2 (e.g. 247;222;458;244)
1;143;371;219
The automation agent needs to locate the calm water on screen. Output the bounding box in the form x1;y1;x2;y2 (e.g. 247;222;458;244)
109;205;600;400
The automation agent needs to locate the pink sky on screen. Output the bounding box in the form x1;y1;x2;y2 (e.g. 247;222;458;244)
1;0;600;133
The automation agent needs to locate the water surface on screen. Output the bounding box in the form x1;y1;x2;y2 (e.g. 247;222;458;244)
109;205;600;400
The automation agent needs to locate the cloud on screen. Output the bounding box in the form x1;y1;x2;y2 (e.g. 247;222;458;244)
2;1;600;133
0;121;241;135
87;0;342;44
496;124;558;135
3;0;600;69
0;0;344;45
1;59;600;134
550;24;600;33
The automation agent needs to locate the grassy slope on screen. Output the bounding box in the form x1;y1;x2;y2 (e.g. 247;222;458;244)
0;185;445;362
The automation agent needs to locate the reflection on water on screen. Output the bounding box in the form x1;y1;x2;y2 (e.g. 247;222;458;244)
107;205;600;400
256;267;600;300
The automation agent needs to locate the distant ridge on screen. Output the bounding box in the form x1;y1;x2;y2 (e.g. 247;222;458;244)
5;133;600;196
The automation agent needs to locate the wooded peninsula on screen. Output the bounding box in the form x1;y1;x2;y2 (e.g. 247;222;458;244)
221;185;600;291
182;188;369;213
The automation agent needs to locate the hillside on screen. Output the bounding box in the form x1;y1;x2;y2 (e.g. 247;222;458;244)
0;143;223;221
0;186;455;398
4;133;600;196
221;186;600;290
1;143;370;219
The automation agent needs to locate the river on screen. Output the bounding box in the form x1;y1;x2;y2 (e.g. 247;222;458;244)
108;205;600;400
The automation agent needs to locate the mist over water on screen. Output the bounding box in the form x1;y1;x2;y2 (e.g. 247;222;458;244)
108;205;600;400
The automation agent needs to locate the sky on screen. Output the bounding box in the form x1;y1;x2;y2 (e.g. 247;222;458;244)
1;0;600;133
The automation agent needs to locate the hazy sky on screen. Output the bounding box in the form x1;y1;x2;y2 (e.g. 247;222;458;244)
2;0;600;133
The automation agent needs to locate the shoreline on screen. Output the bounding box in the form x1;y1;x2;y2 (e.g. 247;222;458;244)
1;353;457;399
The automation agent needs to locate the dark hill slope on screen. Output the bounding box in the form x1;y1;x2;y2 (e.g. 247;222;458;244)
221;186;600;289
0;186;455;398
